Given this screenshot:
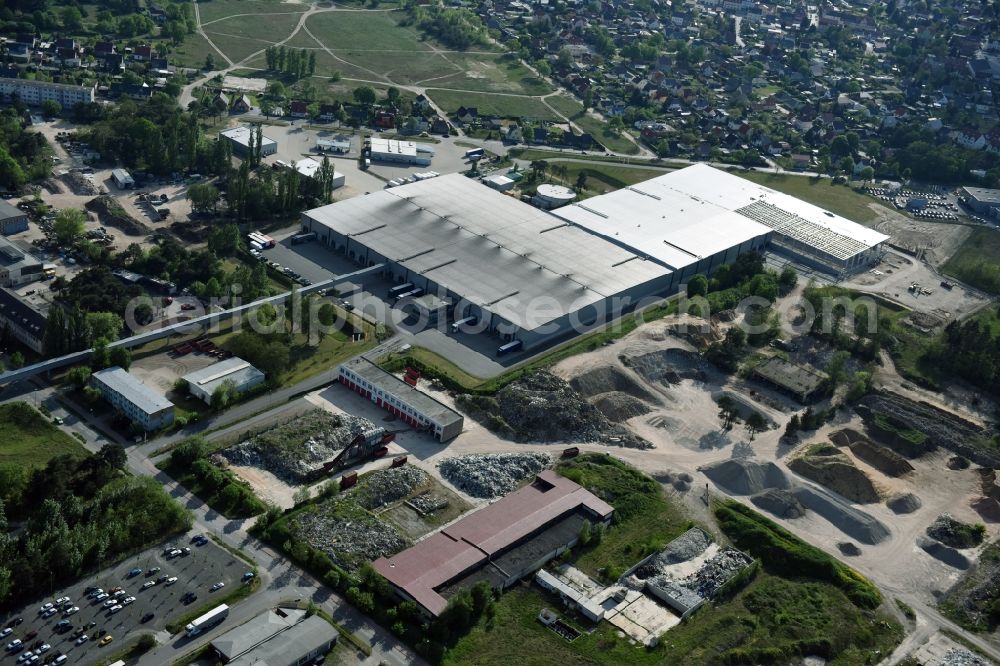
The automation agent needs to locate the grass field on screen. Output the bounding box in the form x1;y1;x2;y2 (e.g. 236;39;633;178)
304;11;429;51
171;32;221;70
198;0;304;25
426;89;559;120
941;226;1000;294
535;95;641;154
0;401;88;469
429;54;551;95
736;172;881;224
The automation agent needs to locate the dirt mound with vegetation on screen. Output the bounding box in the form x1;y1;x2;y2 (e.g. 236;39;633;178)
927;514;986;549
462;372;649;447
858;393;997;466
887;493;922;514
848;440;914;477
750;488;806;519
85;196;151;236
569;365;655;401
788;444;881;504
701;458;791;495
590;391;651;422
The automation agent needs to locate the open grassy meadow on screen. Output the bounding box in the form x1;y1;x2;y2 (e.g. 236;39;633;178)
941;226;1000;294
0;401;89;469
427;89;559;121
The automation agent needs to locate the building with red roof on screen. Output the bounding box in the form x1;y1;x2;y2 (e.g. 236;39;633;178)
373;470;613;616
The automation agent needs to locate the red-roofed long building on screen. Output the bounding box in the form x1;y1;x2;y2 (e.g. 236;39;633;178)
373;470;613;617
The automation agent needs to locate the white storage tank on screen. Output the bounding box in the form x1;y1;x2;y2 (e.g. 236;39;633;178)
532;183;576;209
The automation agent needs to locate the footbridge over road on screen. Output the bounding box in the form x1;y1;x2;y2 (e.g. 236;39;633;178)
0;264;385;386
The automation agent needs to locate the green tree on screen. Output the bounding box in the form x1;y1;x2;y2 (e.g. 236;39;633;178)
778;265;798;295
64;366;91;390
90;337;110;370
717;395;738;429
109;346;130;370
8;352;24;369
188;183;220;213
86;312;123;342
353;86;377;106
52;208;86;246
204;53;215;71
40;100;61;118
744;411;767;441
687;274;709;297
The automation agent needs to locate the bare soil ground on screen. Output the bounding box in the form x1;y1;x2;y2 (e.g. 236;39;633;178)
868;203;973;268
130;350;217;393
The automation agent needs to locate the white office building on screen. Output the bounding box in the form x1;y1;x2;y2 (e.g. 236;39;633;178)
91;366;174;431
368;138;432;166
181;357;265;405
0;77;95;107
219;126;278;157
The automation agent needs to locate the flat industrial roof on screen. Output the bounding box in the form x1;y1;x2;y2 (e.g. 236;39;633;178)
552;164;888;264
340;357;462;428
181;356;264;394
963;186;1000;205
0;236;41;270
373;470;613;616
369;137;417;157
292;157;343;181
304;174;671;331
753;357;827;396
220;125;277;148
92;366;173;415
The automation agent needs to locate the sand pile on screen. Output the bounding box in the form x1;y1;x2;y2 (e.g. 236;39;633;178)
751;489;806;519
849;440;914;477
788;445;881;504
570;366;656;401
701;459;790;495
590;391;651;422
887;493;922;514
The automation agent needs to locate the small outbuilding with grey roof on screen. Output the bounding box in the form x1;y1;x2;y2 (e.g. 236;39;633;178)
962;186;1000;220
111;168;135;189
181;356;265;405
0;200;28;235
210;608;337;666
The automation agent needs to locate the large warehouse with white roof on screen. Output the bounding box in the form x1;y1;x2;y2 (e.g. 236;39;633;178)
300;165;887;352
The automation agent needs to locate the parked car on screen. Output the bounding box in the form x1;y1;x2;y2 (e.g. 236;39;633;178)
0;629;10;639
146;567;161;577
140;613;154;624
165;577;178;586
99;636;112;647
209;582;225;592
108;605;122;615
128;568;142;578
74;635;88;646
94;593;108;602
141;581;156;590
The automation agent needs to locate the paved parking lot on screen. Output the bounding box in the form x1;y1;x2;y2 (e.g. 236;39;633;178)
1;534;247;666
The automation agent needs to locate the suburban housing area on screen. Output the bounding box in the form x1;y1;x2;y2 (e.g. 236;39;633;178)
1;0;1000;665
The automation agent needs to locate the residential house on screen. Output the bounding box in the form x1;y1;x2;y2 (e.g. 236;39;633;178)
290;100;308;118
212;91;230;111
110;82;153;100
231;94;252;113
318;103;340;121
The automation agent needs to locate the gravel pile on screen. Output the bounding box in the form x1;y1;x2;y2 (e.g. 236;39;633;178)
439;452;551;499
701;459;791;495
887;493;922;514
793;486;891;545
484;371;647;446
918;536;971;570
850;440;915;477
293;502;408;572
222;409;376;484
940;648;992;666
624;349;709;385
352;466;428;510
590;391;650;422
788;447;881;504
751;488;806;519
633;528;712;577
570;366;655;401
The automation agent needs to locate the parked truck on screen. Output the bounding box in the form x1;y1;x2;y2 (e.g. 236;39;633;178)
185;604;228;637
